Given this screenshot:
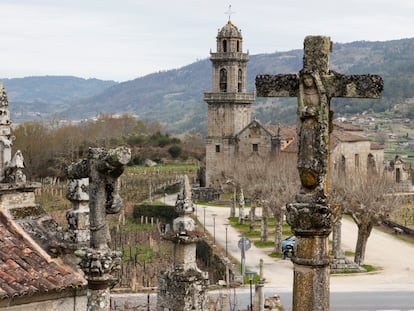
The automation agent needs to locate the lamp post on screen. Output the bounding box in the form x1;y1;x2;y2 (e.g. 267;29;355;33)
224;223;229;257
245;271;256;311
212;213;217;245
202;206;207;232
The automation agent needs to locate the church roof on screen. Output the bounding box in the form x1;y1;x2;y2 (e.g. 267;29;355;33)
281;122;377;153
0;211;86;300
217;20;242;39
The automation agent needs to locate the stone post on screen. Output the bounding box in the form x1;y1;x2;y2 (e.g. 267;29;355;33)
256;258;265;311
157;175;209;311
70;146;131;311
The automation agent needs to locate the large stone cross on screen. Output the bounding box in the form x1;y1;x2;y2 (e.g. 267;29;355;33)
256;36;383;311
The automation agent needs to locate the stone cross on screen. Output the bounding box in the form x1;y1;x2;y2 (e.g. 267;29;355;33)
70;146;131;311
256;36;383;311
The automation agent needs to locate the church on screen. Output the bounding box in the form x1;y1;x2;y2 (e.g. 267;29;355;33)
203;18;384;189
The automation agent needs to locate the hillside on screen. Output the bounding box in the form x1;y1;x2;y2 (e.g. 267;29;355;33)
3;38;414;132
0;76;117;123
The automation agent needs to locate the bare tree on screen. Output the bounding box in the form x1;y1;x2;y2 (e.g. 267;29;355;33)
234;152;298;252
330;172;399;265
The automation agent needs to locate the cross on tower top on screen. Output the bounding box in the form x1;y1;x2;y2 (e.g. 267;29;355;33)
224;5;236;21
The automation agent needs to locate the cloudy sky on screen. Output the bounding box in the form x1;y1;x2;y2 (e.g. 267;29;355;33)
1;0;413;82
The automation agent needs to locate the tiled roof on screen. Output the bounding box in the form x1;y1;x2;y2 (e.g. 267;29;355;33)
0;211;86;299
280;123;372;154
332;120;364;132
264;124;296;140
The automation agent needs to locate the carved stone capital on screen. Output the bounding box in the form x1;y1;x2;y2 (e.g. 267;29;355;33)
286;202;332;235
75;247;122;287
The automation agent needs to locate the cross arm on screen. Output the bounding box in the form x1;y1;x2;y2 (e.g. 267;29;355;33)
256;74;299;97
326;72;384;99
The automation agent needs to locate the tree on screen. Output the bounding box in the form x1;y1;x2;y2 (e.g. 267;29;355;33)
330;172;399;265
234;152;298;252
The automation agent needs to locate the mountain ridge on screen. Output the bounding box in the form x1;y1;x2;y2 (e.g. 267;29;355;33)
3;37;414;132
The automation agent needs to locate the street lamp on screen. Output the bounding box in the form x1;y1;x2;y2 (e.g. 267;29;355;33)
212;213;217;245
202;206;207;232
245;271;256;311
224;223;229;257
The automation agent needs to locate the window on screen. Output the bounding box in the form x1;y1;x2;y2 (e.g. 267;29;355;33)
355;154;360;169
253;144;258;152
216;145;220;153
220;68;227;92
236;40;240;52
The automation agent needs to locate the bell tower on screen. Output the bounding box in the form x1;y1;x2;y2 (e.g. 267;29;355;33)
204;18;255;187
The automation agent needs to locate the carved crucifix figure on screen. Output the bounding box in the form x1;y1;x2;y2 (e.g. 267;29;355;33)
256;36;383;311
69;146;131;311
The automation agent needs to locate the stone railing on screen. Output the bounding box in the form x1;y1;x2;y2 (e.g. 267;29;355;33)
203;92;255;103
210;52;249;61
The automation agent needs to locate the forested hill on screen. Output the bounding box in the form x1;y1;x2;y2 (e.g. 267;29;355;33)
3;38;414;133
0;76;117;123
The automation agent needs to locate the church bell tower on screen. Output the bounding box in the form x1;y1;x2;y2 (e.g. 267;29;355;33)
204;18;255;187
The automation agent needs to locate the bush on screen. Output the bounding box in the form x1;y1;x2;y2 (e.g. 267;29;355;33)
168;145;182;158
133;204;178;223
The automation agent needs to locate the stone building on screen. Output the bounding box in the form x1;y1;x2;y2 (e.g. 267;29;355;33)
329;121;384;176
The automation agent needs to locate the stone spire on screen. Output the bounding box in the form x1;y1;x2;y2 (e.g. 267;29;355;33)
157;175;209;311
0;83;13;181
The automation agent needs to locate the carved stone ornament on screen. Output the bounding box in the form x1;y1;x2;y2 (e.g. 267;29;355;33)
286;202;332;235
75;247;122;283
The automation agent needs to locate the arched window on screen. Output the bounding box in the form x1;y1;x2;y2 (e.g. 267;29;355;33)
237;40;240;52
238;69;242;92
220;68;227;92
222;40;227;52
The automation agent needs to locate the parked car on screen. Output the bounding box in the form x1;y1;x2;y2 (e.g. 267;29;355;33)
281;235;295;259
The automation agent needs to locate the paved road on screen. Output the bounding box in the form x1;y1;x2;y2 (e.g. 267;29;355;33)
163;195;414;309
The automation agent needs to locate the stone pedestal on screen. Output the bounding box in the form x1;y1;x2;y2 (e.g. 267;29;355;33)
286;202;332;311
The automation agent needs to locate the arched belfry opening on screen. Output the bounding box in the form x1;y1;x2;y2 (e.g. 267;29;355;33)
238;69;242;92
220;68;227;92
222;40;227;52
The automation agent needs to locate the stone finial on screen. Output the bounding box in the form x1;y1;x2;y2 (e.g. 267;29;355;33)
173;175;196;233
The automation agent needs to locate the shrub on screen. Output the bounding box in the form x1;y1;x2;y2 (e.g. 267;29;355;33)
168;145;182;158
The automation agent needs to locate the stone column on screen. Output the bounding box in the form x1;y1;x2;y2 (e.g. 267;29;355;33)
157;175;209;311
70;146;131;311
66;178;90;249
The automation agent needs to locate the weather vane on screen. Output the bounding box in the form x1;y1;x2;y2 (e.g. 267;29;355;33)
224;5;236;21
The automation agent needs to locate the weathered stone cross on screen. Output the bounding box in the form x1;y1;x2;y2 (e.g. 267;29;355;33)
256;36;383;311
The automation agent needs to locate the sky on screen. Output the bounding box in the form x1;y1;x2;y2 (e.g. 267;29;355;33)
1;0;414;82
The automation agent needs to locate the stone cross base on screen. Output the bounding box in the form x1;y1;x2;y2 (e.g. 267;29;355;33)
330;257;366;274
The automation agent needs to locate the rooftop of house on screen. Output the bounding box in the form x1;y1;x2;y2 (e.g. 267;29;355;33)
0;210;86;300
